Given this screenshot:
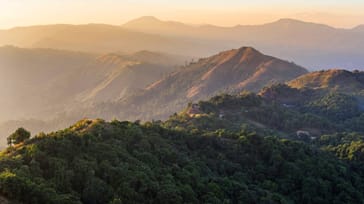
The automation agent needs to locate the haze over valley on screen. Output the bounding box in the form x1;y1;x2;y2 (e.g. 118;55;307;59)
1;1;364;203
1;15;364;149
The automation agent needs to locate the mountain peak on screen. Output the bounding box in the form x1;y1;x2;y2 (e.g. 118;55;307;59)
216;47;261;57
275;18;304;24
123;16;164;27
147;46;306;99
236;46;261;55
123;16;190;32
133;16;161;22
210;47;266;66
268;18;334;30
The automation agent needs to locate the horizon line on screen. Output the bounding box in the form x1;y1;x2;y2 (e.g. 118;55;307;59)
1;16;363;31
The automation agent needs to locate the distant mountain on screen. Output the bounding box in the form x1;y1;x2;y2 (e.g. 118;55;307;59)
99;47;307;121
123;17;336;40
0;46;185;142
74;51;184;102
146;47;307;96
123;16;194;36
0;24;223;56
2;18;364;69
123;17;364;70
123;17;347;46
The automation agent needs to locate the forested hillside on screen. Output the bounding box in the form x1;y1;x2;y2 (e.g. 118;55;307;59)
1;75;364;203
1;119;364;203
166;70;364;135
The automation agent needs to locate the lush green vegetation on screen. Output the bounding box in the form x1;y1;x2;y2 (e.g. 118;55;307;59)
1;85;364;203
316;133;364;162
1;119;364;203
304;92;361;122
165;89;364;139
7;128;31;146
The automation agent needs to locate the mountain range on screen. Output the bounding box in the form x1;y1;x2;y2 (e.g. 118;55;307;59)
0;23;220;56
2;43;364;149
0;46;303;147
0;46;185;118
2;17;364;69
1;14;364;203
101;47;307;121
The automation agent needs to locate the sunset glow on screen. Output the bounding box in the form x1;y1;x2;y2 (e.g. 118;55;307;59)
1;0;364;28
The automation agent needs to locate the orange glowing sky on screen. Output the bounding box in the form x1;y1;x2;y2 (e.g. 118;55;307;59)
1;0;364;29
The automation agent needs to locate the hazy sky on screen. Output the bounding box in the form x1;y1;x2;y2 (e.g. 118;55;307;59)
1;0;364;29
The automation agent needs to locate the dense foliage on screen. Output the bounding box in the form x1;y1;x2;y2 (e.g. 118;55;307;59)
7;128;31;146
165;90;364;138
305;93;361;121
1;85;364;203
1;119;364;203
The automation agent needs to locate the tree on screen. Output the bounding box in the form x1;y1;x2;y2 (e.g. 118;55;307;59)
7;127;31;146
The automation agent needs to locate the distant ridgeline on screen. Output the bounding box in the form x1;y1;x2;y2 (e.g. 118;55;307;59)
1;70;364;203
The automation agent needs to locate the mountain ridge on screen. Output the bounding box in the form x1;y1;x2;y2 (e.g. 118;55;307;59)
2;17;364;69
146;46;307;96
103;47;308;121
0;46;187;144
287;69;364;92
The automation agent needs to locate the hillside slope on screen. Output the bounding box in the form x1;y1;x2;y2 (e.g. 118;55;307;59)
106;47;307;120
147;47;307;96
0;47;185;147
0;119;363;203
0;46;183;119
287;69;364;92
74;52;184;102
